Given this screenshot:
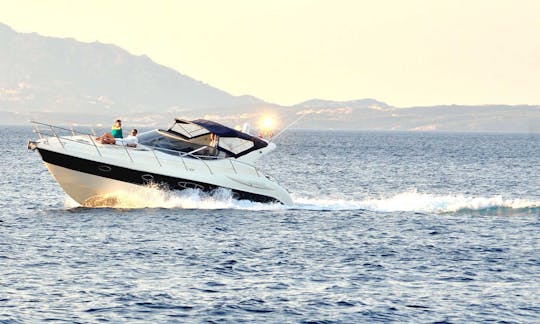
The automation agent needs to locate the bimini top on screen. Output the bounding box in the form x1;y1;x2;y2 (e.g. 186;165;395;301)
167;118;268;157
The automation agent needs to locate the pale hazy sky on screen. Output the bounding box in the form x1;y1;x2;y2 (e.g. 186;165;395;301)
1;0;539;107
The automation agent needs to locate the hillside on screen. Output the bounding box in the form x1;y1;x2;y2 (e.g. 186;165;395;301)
1;22;538;133
0;23;272;126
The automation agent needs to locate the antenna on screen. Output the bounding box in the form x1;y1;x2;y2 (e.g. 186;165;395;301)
270;112;311;142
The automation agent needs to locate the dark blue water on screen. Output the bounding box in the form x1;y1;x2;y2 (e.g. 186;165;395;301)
1;126;539;322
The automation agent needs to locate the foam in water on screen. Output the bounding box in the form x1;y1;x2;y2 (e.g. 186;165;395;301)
65;186;539;213
293;190;539;213
66;184;282;210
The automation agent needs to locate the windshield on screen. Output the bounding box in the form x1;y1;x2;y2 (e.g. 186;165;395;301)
138;130;206;155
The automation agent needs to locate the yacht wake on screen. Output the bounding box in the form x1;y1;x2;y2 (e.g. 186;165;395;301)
292;190;540;214
66;186;539;214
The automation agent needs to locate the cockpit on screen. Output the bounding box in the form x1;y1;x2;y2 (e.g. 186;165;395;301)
137;118;268;158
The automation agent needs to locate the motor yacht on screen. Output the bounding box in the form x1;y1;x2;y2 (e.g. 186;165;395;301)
27;118;293;206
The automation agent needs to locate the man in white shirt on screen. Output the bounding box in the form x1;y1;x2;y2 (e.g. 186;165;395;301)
125;129;138;147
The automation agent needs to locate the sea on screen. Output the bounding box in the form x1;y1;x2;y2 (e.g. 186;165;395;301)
0;126;539;323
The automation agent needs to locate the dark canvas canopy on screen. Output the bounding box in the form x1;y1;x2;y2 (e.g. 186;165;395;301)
166;118;268;157
191;119;266;145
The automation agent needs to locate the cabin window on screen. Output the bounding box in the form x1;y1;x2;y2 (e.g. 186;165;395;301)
138;130;203;154
170;122;209;138
218;137;254;155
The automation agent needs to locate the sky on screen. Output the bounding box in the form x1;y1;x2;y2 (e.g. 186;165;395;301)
1;0;539;107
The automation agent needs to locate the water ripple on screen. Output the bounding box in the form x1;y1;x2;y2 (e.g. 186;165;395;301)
1;128;539;322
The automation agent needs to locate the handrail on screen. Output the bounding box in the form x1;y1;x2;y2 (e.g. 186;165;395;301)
32;120;94;137
149;146;162;167
49;125;64;148
33;125;44;140
189;153;213;175
178;146;213;174
229;159;238;174
88;134;103;157
179;146;208;157
32;121;102;157
120;140;134;163
30;121;264;178
229;159;262;177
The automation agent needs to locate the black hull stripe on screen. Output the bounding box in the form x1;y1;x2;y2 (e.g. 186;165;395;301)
37;148;278;203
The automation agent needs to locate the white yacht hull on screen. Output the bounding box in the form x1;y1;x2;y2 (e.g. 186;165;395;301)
44;163;142;205
30;135;293;206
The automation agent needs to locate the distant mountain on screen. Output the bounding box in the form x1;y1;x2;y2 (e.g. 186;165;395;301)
282;101;540;133
0;23;274;126
279;96;539;133
294;98;392;110
1;22;539;133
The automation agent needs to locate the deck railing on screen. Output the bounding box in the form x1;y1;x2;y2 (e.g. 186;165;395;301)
30;121;263;178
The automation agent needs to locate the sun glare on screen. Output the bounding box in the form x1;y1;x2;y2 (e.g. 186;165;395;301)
257;115;277;138
260;116;275;130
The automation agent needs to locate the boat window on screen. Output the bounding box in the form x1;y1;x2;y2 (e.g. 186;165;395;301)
218;137;254;155
170;121;209;138
138;130;204;154
138;124;261;157
189;133;214;146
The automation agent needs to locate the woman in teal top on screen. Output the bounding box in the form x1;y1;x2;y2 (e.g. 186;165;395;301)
111;119;123;138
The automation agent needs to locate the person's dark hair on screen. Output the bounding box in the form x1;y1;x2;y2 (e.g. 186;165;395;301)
131;129;138;135
115;119;121;123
